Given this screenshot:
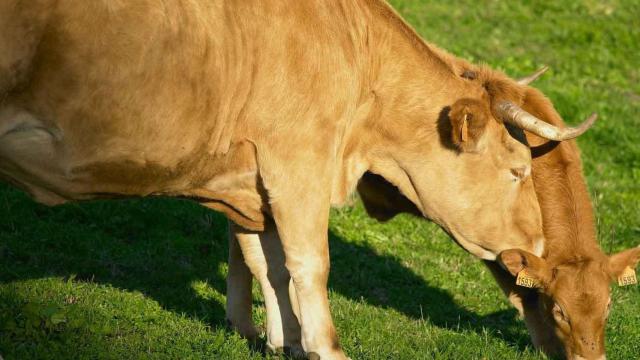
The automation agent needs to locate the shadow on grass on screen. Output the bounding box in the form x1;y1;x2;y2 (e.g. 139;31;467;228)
327;232;530;351
0;185;530;356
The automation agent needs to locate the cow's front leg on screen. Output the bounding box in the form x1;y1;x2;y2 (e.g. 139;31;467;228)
269;196;346;359
483;260;563;357
228;221;304;357
254;139;348;359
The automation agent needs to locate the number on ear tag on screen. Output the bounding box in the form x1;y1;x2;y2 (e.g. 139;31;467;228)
618;266;637;286
516;269;540;288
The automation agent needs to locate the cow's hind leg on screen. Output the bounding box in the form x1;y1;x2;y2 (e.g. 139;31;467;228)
227;221;304;357
225;221;260;341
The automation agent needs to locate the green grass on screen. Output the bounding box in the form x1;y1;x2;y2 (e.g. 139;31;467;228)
1;1;639;359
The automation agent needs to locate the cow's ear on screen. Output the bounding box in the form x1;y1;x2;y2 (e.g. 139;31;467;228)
498;249;553;288
449;98;490;152
608;246;640;286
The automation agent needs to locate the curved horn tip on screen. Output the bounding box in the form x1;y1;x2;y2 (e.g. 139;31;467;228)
561;112;598;140
517;66;550;85
581;112;598;128
497;101;598;141
578;112;598;128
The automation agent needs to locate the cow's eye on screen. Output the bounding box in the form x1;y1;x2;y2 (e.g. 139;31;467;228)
553;303;569;325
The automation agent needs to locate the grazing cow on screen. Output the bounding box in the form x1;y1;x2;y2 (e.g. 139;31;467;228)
0;1;599;359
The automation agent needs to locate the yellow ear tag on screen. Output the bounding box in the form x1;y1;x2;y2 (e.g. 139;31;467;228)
461;113;469;142
516;269;540;288
617;266;637;286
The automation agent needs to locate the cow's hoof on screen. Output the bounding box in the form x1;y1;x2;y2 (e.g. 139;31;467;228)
225;318;263;342
288;345;306;359
306;351;351;360
266;344;306;359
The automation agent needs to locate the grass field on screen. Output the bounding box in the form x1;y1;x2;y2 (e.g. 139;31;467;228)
1;1;639;359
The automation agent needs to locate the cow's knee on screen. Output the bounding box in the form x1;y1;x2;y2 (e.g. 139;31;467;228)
287;257;329;293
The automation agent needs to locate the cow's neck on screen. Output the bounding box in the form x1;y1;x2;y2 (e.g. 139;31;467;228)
332;0;467;208
517;83;604;265
363;0;472;96
351;1;475;198
528;136;604;265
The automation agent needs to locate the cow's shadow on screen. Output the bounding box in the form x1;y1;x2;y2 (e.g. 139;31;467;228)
0;186;530;356
327;231;530;351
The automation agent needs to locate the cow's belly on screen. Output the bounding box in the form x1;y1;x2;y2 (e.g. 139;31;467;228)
0;106;267;230
0;103;204;200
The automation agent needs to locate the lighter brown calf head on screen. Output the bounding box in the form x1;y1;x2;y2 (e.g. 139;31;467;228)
499;247;640;360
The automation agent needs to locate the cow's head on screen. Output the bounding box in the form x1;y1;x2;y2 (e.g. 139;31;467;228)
499;247;639;360
363;67;594;261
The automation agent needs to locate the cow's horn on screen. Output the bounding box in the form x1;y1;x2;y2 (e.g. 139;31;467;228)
497;101;597;141
517;66;549;85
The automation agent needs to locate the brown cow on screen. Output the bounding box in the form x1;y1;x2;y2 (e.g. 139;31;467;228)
0;1;601;359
